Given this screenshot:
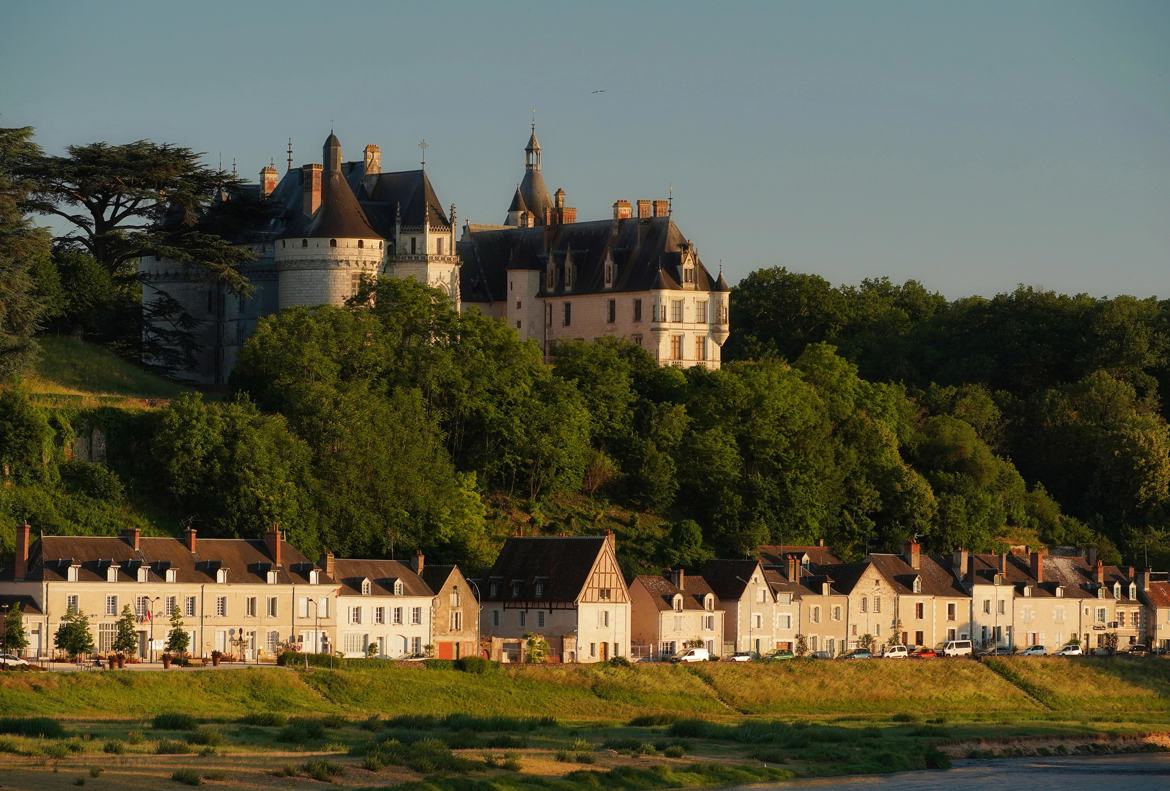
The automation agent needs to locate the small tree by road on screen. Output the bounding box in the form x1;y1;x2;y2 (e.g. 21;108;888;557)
165;607;189;655
113;605;138;656
2;604;28;655
55;610;95;660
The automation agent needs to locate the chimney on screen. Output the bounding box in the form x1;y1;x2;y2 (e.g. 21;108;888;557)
14;521;30;581
818;537;825;547
554;187;565;209
265;526;283;568
1139;569;1150;592
904;539;921;570
967;555;976;585
670;568;685;591
1000;552;1008;576
1127;565;1134;582
612;200;632;220
1030;551;1044;583
787;554;799;583
302;163;322;217
636;199;652;219
124;528;140;552
1095;558;1104;586
411;549;425;576
363;144;381;176
604;529;616;554
1086;546;1098;566
260;164;278;198
953;549;969;580
319;551;335;579
184;527;197;554
652;199;669;218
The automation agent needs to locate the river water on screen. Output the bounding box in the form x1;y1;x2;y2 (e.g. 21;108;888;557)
741;753;1170;790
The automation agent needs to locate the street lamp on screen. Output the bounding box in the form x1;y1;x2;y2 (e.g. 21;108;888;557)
466;578;483;660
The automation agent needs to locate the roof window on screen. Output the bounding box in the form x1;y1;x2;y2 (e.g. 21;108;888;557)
361;579;372;596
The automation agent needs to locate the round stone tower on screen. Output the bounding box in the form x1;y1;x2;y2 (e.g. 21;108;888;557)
275;133;384;309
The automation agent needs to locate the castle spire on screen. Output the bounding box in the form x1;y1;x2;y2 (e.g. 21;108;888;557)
323;131;342;173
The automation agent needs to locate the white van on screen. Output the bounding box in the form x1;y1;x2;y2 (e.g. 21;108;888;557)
941;640;973;657
882;645;909;659
670;647;710;663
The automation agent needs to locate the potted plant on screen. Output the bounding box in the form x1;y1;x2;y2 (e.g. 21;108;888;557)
116;653;125;669
211;650;222;667
161;653;171;669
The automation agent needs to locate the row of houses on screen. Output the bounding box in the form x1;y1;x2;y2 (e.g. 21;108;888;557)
2;524;1169;662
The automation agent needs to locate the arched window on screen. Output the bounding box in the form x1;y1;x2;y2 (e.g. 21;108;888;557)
673;595;683;612
361;579;371;596
330;239;337;248
394;580;404;596
301;239;308;248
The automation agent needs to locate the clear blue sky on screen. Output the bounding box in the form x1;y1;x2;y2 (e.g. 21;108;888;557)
4;0;1167;298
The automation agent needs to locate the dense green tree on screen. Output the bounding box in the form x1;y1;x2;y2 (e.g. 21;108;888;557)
2;603;27;655
55;608;95;660
0;387;55;485
165;607;189;655
113;604;138;655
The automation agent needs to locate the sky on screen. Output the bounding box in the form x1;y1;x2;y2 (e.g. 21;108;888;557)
3;0;1168;298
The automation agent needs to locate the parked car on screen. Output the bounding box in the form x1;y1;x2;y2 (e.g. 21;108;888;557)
977;646;1012;658
728;651;755;662
767;649;795;660
910;647;937;659
840;648;872;660
941;639;973;657
1124;644;1149;657
809;651;833;660
881;645;909;659
670;647;710;663
0;654;29;668
1016;645;1047;656
1055;644;1083;656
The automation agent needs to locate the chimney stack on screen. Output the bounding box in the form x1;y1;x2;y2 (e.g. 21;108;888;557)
612;200;632;220
260;164;278;198
1000;552;1009;576
818;537;825;547
953;549;969;580
1095;558;1105;586
302;163;322;217
904;539;921;570
14;521;30;581
1030;550;1044;583
124;528;140;552
1127;565;1134;583
363;144;381;176
319;551;335;579
411;549;425;576
787;554;799;583
185;527;197;554
265;526;283;568
670;568;686;591
636;199;652;219
1139;569;1150;592
652;199;670;218
604;530;616;554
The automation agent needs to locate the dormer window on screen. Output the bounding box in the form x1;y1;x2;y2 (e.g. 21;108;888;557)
546;261;555;290
1113;582;1121;599
1056;586;1064;598
309;569;320;585
107;565;119;583
705;595;714;612
564;260;574;290
267;570;279;585
1023;586;1032;597
511;581;522;598
912;577;922;594
137;567;149;583
673;594;683;612
361;579;372;596
534;580;545;598
166;569;177;583
604;255;615;288
1097;587;1105;599
216;568;227;584
489;581;500;598
393;580;403;596
1129;583;1136;599
67;565;79;582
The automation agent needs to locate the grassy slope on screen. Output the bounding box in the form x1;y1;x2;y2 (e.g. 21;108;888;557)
25;336;188;408
3;659;1168;723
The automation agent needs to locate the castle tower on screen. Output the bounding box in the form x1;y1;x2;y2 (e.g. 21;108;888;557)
515;123;552;226
274;133;385;309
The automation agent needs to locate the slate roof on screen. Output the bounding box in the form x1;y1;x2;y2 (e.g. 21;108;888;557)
631;573;719;612
285;169;380;240
758;545;841;569
331;558;432;598
698;559;763;601
421;564;458;594
1143;580;1170;609
0;594;42;616
507;186;528;214
519;168;552;224
345;164;451;231
458;215;718;304
482;536;608;604
7;533;329;586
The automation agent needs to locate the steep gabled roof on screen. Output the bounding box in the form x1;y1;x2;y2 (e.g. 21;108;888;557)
482;536;609;604
331;558;432;598
758;545;841;568
699;559;763;601
347;165;451;232
1142;580;1170;609
632;573;719;612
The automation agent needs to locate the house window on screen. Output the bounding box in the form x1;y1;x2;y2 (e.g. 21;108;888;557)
411;237;417;254
598;588;612;601
136;596;149;619
185;596;197;617
912;578;921;594
564;262;573;289
166;569;177;583
599;610;610;628
216;596;227;617
216;569;227;584
633;299;643;322
137;567;148;583
394;580;404;596
753;613;763;629
492;610;500;628
107;566;118;583
301;239;307;248
519;611;527;627
318;597;329;618
106;595;118;616
67;566;78;582
165;596;177;616
411;607;422;625
997;600;1006;616
374;607;385;625
832;606;841;621
298;597;309;618
361;579;371;596
874;597;881;614
695;336;707;361
696;300;708;323
631;333;642;347
246;597;257;618
654;303;667;322
537;611;546;627
66;594;79;613
947;603;957;621
329;238;337;248
812;606;821;624
982;599;991;615
607;299;616;323
590;642;597;658
98;623;117;653
411;637;422;655
267;631;280;654
393;607;403;625
450;589;461;607
915;602;924;619
671;299;684;322
545;304;552;327
683;266;694;284
309;570;319;585
860;597;868;614
1096;608;1106;623
670;335;683;360
267;597;278;618
437;238;444;255
534;581;544;598
706;615;716;630
563;303;572;327
450;611;462;631
350;607;362;625
674;596;683;612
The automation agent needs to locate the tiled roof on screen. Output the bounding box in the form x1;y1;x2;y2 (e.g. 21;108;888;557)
10;533;328;586
758;545;841;568
481;536;608;604
699;559;763;601
1143;580;1170;609
331;558;432;598
632;573;719;612
0;594;42;616
420;564;458;593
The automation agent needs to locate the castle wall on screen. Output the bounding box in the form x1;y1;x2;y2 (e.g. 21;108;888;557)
275;237;384;309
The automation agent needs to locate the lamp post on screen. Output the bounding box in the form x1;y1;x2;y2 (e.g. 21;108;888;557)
466;578;483;660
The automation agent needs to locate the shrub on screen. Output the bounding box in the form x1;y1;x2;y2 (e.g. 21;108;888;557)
155;740;192;755
301;760;344;782
238;712;287;727
278;718;326;743
89;768;102;778
423;659;454;670
0;717;66;738
453;656;494;674
276;651;340;668
663;744;686;758
43;742;70;759
486;734;527;749
187;728;223;746
102;741;125;754
607;656;633;668
627;714;679;727
126;730;145;745
152;713;197;731
171;769;202;786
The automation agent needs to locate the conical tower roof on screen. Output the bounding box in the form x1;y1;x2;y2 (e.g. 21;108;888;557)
307;170;381;239
507;185;528;213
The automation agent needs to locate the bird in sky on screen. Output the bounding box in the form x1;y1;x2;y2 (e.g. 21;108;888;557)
591;89;606;94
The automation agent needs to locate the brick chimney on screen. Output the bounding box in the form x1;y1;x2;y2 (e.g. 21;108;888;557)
604;529;616;554
260;164;278;198
818;537;825;547
363;144;381;175
1095;558;1104;586
265;526;283;568
1000;552;1009;576
904;539;921;570
670;568;686;591
953;549;969;580
636;199;652;219
184;527;197;554
14;520;30;581
1139;569;1150;592
124;528;140;552
1030;550;1044;583
411;550;425;576
319;551;334;579
787;554;799;583
302;163;322;217
1127;565;1134;582
652;199;670;218
612;200;632;220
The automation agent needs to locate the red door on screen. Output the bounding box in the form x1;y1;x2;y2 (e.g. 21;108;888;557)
437;641;454;660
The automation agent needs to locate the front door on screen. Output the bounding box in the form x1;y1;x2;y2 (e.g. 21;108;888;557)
599;641;609;661
437;641;454;660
